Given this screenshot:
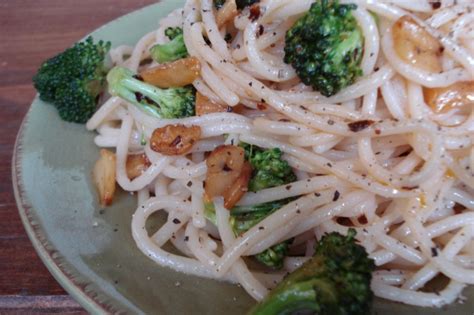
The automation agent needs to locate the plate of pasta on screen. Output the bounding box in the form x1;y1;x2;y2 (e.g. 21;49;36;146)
14;0;474;314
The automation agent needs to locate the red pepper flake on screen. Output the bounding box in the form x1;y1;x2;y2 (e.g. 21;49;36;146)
249;4;261;21
171;135;182;147
348;120;375;132
375;129;381;135
333;190;340;201
257;102;267;110
402;185;419;191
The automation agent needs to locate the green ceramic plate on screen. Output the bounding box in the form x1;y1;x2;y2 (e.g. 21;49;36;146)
12;1;473;314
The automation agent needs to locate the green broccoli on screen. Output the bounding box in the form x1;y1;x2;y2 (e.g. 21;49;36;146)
242;144;297;192
204;143;297;269
204;198;294;269
150;27;188;63
107;66;195;119
249;229;375;315
204;199;289;233
164;27;183;40
229;198;295;235
284;0;364;97
254;239;292;270
32;36;111;123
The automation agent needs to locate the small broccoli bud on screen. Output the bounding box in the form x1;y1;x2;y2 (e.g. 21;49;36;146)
254;240;292;270
242;144;297;192
107;66;195;119
164;27;183;40
33;36;111;123
249;229;375;315
284;0;364;97
150;27;188;63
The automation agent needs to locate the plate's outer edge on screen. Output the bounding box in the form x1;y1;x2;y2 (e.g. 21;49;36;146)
12;2;179;314
12;108;110;314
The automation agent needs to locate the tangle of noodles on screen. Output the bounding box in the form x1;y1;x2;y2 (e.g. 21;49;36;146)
87;0;474;308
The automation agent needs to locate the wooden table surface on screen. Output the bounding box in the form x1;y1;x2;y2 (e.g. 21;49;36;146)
0;1;156;313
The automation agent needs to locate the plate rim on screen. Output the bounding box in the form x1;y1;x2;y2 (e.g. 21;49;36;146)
12;108;105;314
11;3;164;314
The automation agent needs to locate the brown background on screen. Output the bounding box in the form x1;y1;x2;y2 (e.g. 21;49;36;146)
0;1;155;313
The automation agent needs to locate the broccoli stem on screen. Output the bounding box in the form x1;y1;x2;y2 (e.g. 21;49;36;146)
150;27;188;63
112;74;163;117
107;66;195;119
249;278;335;315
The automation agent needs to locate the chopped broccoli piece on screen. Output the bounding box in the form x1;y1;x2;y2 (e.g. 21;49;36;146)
249;229;375;315
254;239;292;270
204;198;296;270
204;143;297;269
230;198;295;235
284;0;364;97
242;143;297;192
107;66;195;119
150;27;188;63
204;199;293;235
32;36;111;123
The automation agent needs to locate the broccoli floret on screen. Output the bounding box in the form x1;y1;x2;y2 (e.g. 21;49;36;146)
107;66;195;119
204;199;291;233
32;36;111;123
242;144;297;192
230;198;295;235
284;0;364;97
150;27;188;63
254;239;292;270
164;27;183;40
249;229;375;315
204;198;294;269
